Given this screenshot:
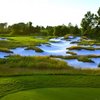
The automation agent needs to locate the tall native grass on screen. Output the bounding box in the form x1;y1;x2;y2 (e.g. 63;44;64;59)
0;55;69;69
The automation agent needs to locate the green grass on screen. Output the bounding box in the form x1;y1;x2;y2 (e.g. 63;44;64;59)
1;88;100;100
1;75;100;99
0;36;48;49
0;47;12;53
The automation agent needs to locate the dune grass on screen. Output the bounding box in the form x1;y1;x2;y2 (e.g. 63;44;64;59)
51;55;100;62
78;39;100;45
0;47;13;53
0;55;68;69
0;55;100;76
77;56;94;62
67;46;100;50
66;51;77;55
25;46;44;52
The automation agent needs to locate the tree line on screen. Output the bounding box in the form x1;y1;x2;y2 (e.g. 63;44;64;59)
81;7;100;38
0;7;100;38
0;22;80;36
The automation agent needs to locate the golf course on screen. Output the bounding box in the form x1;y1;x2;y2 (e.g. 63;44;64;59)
0;3;100;100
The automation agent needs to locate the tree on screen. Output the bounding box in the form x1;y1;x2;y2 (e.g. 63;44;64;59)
46;26;54;36
81;11;95;35
53;25;69;36
0;23;8;34
9;23;28;35
27;22;33;34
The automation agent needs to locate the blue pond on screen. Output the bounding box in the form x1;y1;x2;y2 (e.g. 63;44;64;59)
0;36;100;69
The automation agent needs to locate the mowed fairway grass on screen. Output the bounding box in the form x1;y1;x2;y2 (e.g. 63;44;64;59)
1;88;100;100
1;75;100;100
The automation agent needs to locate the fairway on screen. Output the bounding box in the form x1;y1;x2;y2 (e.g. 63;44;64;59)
1;88;100;100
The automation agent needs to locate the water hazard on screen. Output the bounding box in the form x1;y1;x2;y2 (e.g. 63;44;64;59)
0;36;100;69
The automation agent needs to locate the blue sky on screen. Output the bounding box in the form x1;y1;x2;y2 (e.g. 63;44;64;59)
0;0;99;26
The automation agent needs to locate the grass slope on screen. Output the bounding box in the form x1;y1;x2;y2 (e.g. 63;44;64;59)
1;88;100;100
1;75;100;99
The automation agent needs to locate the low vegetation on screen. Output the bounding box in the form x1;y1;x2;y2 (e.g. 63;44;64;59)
0;47;13;53
67;46;100;50
51;55;100;62
77;56;94;62
0;55;69;69
25;46;44;52
66;51;77;55
78;39;100;46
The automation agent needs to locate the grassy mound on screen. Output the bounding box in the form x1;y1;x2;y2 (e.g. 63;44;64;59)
1;75;100;99
1;88;100;100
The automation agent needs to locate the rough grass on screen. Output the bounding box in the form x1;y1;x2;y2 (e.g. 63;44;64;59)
51;55;100;62
66;51;77;55
78;39;100;45
67;46;100;50
0;36;48;49
0;55;100;76
2;88;100;100
77;56;94;62
0;47;13;53
64;34;74;39
0;55;69;69
25;46;43;52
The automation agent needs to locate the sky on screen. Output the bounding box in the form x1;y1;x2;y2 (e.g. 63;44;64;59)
0;0;99;26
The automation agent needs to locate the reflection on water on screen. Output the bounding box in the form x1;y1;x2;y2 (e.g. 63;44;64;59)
11;47;48;56
0;52;10;58
91;58;100;65
10;37;78;56
64;59;97;69
0;38;7;41
71;49;100;55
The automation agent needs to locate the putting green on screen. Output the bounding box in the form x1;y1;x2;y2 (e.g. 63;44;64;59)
1;88;100;100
